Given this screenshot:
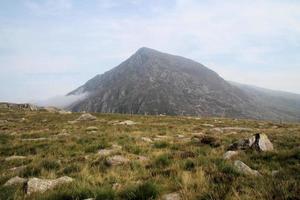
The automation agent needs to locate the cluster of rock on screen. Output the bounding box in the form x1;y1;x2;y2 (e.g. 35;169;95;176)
228;133;274;152
223;133;274;176
3;176;73;195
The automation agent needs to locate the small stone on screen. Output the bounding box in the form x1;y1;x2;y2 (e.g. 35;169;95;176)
98;149;114;156
234;160;261;176
202;124;214;127
223;151;238;160
86;126;98;131
137;156;149;162
112;183;122;190
116;120;139;125
272;170;279;176
4;176;27;186
162;192;181;200
76;113;97;121
106;155;129;166
58;110;71;114
141;137;153;143
56;132;70;137
5;155;26;161
111;144;122;150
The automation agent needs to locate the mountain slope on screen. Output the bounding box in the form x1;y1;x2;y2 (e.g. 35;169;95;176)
231;82;300;121
68;47;300;122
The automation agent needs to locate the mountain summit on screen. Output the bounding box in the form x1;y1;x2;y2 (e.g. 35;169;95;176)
68;47;300;121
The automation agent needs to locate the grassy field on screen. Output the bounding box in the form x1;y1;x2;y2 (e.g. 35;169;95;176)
0;108;299;200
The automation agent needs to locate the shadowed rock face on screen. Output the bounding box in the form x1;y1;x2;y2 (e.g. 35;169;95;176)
67;47;300;122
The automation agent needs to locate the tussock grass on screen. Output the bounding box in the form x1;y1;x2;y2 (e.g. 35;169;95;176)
0;109;299;199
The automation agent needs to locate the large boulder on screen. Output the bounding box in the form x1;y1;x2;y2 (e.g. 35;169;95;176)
26;176;73;194
228;133;273;152
250;134;274;151
234;160;261;176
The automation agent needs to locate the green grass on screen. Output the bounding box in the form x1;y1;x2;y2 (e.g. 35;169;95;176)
0;108;299;199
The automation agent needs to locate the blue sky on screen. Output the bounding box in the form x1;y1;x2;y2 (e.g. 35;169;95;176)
1;0;300;103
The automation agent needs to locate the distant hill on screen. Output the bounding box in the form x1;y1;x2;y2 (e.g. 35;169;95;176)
68;47;300;122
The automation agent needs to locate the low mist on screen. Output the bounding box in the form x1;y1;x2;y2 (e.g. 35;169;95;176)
35;93;89;109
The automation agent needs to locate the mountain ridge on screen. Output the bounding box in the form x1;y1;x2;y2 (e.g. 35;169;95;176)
68;47;300;122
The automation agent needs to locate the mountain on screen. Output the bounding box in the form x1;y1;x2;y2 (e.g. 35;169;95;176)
68;47;300;122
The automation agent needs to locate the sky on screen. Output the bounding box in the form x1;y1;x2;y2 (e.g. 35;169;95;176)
0;0;300;103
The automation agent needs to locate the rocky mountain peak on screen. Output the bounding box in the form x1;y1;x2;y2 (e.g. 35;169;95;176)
67;48;300;122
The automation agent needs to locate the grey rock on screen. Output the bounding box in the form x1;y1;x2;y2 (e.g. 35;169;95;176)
234;160;261;176
228;133;273;152
251;134;274;151
5;155;26;161
98;149;114;156
26;176;73;194
98;144;122;156
106;155;129;166
115;120;139;125
162;192;181;200
141;137;153;143
86;126;98;131
76;113;97;121
223;151;238;160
